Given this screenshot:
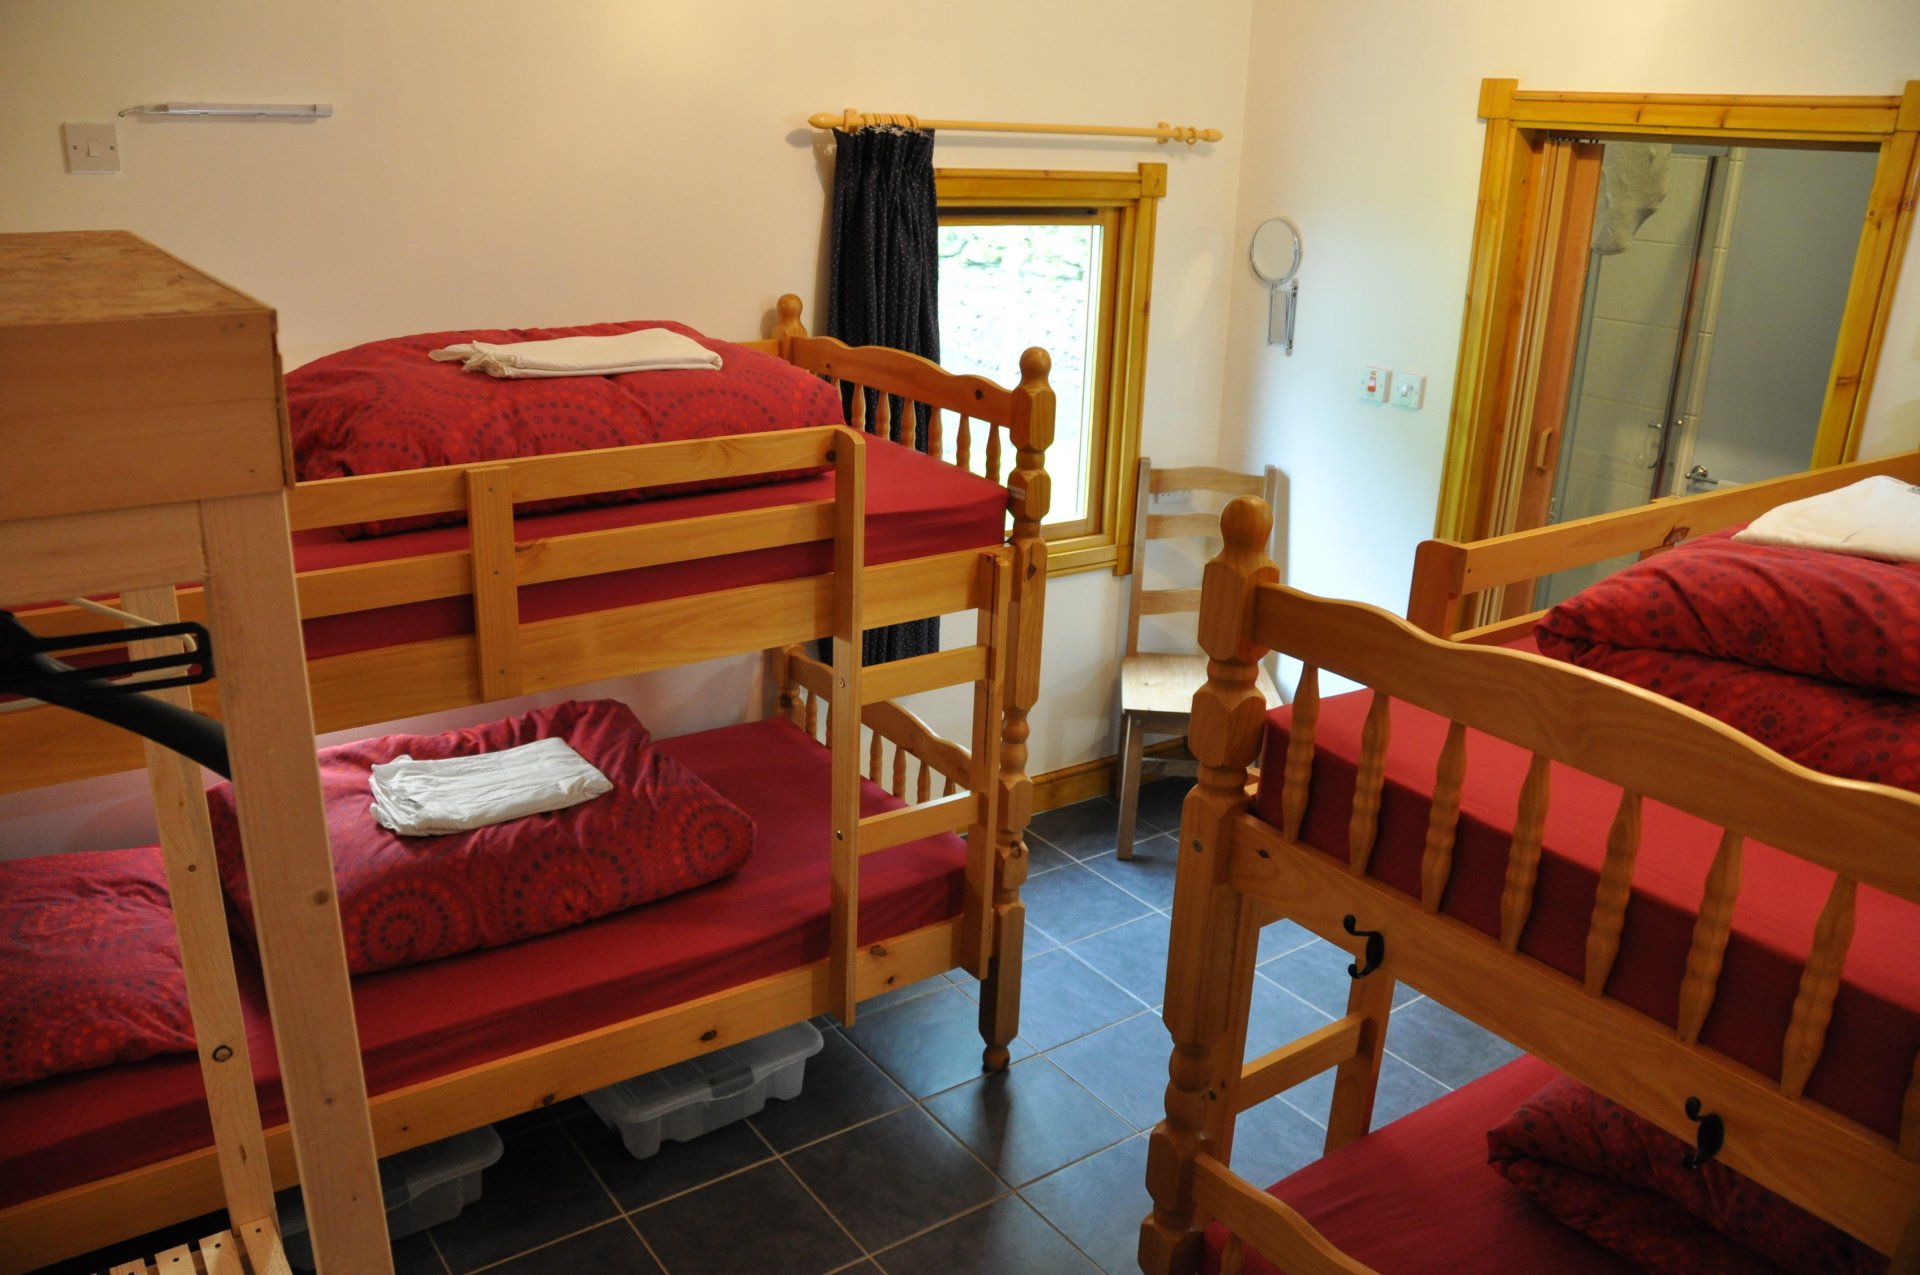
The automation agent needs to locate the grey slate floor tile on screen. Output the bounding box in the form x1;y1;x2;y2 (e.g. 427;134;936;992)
1068;911;1172;1008
749;1026;912;1152
1021;1133;1152;1275
1046;1011;1176;1131
631;1161;859;1275
841;983;1035;1098
785;1107;1004;1251
487;1220;662;1274
1027;797;1122;860
566;1111;772;1213
1082;831;1181;910
1008;947;1149;1051
428;1123;616;1273
1020;862;1154;944
924;1056;1134;1186
1385;995;1523;1089
875;1195;1098;1275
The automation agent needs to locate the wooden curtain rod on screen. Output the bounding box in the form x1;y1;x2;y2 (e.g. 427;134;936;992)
808;108;1222;146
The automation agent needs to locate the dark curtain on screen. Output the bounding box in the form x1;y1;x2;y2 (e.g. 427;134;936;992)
825;126;941;665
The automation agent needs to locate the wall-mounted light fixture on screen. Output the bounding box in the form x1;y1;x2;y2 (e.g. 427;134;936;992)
119;102;333;119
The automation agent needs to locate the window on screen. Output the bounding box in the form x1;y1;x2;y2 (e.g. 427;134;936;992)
935;163;1165;576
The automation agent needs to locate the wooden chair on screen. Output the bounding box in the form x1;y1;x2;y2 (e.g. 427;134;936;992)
1115;458;1282;859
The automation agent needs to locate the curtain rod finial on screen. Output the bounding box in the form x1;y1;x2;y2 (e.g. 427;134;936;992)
807;108;866;132
1157;122;1224;145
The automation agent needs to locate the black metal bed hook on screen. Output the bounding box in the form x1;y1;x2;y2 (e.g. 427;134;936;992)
1342;915;1384;979
1681;1096;1724;1169
0;610;230;778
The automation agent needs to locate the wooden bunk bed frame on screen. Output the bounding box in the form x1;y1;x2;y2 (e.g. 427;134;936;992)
1408;448;1920;643
1140;478;1920;1274
2;232;393;1273
0;250;1054;1271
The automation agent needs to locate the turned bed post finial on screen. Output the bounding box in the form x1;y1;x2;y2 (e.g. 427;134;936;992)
976;346;1054;1072
1142;495;1278;1275
772;293;807;360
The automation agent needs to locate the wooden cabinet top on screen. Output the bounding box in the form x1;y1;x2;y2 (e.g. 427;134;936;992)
0;231;270;328
0;231;291;522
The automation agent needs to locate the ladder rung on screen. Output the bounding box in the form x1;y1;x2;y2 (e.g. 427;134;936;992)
861;645;989;704
858;791;980;855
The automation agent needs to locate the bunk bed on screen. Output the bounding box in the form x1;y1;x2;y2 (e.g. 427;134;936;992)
1;232;393;1273
1139;459;1920;1273
0;232;1054;1272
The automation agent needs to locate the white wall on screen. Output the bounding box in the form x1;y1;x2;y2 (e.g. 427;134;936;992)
0;0;1253;854
1221;0;1920;614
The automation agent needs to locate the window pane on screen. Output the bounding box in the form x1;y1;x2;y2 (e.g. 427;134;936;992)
937;222;1102;526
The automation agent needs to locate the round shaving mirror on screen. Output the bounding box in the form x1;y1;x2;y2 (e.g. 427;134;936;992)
1249;218;1302;354
1249;217;1301;287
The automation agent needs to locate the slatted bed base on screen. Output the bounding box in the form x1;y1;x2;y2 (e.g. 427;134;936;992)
102;1221;287;1275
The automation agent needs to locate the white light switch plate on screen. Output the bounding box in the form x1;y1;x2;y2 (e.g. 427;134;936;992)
1390;371;1426;410
63;122;120;174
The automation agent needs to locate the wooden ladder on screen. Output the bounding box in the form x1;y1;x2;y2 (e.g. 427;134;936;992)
815;432;1013;1026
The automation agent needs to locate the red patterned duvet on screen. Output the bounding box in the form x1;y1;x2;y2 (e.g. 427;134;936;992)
288;320;845;535
207;700;755;974
1535;532;1920;791
1488;1075;1883;1273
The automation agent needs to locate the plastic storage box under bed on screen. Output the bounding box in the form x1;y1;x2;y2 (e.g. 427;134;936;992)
277;1125;504;1268
584;1021;825;1159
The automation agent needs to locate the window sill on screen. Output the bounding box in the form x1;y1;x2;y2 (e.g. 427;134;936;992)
1044;538;1121;578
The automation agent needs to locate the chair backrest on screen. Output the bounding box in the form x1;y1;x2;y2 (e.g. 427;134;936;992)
1125;457;1281;657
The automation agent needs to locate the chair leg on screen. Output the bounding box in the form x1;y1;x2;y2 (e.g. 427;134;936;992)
1115;712;1145;861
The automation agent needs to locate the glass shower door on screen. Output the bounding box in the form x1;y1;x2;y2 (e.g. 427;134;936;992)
1538;146;1716;606
1533;141;1882;609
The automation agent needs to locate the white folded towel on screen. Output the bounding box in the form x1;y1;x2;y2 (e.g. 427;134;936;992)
1733;475;1920;563
429;328;723;379
369;737;613;837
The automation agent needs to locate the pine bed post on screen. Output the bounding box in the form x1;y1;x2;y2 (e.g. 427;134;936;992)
977;347;1053;1071
1141;497;1278;1275
1407;538;1467;637
773;293;807;363
200;491;392;1273
827;428;867;1027
762;292;808;720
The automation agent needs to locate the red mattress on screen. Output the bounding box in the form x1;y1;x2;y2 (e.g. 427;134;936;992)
1204;1056;1635;1274
1252;682;1920;1143
295;436;1007;661
0;716;968;1208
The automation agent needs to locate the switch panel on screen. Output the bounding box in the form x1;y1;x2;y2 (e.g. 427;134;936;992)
1390;371;1426;411
1360;366;1390;404
63;122;120;174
